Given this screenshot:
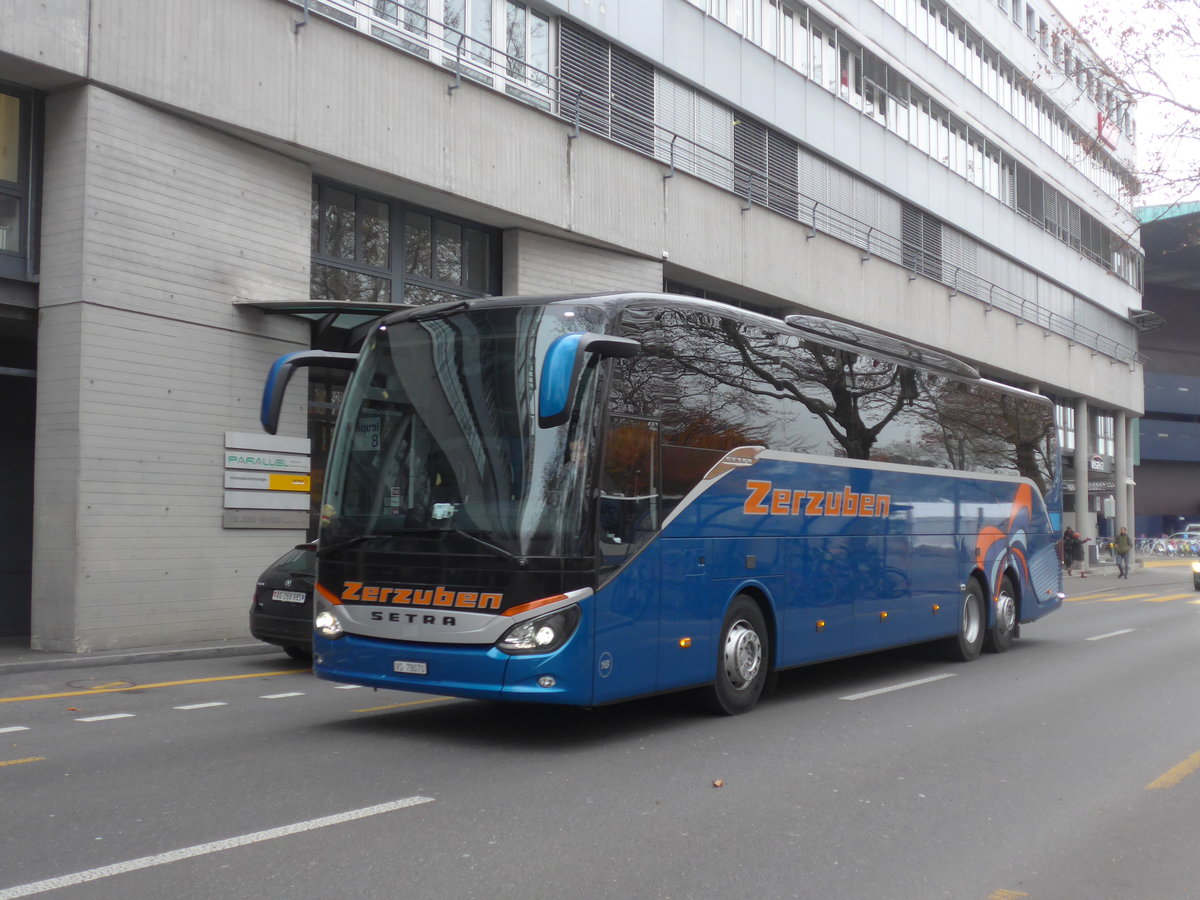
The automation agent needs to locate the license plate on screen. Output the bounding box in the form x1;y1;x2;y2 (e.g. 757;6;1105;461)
271;590;307;604
393;660;428;675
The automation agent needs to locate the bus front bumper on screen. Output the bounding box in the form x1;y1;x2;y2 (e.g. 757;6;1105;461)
312;631;594;706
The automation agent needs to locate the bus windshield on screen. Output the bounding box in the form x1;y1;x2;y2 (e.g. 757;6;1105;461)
321;303;607;559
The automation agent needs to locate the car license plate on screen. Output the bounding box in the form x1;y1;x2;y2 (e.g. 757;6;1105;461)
393;660;428;675
271;590;307;604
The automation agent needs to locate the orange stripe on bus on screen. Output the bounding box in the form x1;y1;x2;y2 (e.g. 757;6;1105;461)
502;594;568;617
316;583;342;605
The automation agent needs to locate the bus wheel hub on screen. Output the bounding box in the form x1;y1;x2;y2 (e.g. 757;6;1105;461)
724;620;762;690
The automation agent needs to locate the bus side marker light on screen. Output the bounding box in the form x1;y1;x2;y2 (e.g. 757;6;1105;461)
679;637;692;648
932;604;941;614
815;620;825;632
879;611;889;621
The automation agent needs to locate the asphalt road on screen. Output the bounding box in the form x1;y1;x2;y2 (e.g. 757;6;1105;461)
1;566;1198;900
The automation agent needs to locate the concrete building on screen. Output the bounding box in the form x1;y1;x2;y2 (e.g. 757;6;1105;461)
0;0;1144;652
1133;202;1200;538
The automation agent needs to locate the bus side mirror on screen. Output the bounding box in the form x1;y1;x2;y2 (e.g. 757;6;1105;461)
538;333;640;428
261;350;359;435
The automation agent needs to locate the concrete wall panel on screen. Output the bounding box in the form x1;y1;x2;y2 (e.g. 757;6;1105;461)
503;230;662;295
33;86;312;651
0;0;88;83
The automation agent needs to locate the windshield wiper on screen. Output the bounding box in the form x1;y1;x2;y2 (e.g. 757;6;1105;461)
408;300;470;322
316;534;391;558
321;528;527;567
450;528;529;569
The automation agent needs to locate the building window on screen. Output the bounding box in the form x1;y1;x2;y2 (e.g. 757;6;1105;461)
1056;401;1075;453
310;181;500;306
443;0;493;65
1095;412;1115;457
504;1;550;91
0;85;36;280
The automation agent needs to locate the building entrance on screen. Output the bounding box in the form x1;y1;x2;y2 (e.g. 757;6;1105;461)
0;321;35;637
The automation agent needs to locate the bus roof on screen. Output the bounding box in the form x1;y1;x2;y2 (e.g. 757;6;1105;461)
375;291;983;383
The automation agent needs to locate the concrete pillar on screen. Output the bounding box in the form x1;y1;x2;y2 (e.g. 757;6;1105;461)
1115;411;1136;568
1074;398;1092;565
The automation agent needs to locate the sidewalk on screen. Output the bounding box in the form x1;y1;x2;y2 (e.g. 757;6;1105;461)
0;635;278;676
1060;557;1195;595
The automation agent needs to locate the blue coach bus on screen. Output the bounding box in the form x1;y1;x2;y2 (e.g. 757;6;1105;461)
261;293;1062;714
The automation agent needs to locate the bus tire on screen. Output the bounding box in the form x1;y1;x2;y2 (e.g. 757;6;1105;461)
705;595;769;715
942;580;984;662
984;576;1018;653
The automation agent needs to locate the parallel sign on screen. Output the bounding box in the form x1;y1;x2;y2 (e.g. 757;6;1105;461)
223;431;312;528
225;451;309;473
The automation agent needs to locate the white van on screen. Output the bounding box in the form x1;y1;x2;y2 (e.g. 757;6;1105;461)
1185;524;1200;537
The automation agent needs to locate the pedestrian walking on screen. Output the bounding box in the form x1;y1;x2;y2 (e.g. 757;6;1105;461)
1063;530;1090;577
1072;530;1091;577
1114;526;1133;579
1062;528;1077;576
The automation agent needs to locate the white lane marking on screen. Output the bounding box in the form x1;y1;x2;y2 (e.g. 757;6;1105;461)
74;714;135;723
0;796;435;900
334;685;363;690
0;726;30;734
259;692;305;700
172;702;227;711
840;673;957;701
1086;628;1136;642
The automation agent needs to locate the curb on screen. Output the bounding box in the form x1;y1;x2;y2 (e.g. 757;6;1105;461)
0;641;280;676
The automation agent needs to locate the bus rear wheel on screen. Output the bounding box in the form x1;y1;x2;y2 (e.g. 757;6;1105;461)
985;576;1018;653
942;580;984;662
705;595;769;715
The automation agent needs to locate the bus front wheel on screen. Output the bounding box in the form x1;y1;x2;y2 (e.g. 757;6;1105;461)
984;576;1017;653
705;595;769;715
942;581;984;662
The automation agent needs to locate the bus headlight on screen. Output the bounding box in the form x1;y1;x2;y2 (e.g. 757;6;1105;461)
315;609;344;639
1192;561;1200;575
497;606;581;655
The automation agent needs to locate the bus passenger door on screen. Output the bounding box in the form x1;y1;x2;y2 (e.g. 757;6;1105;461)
657;539;711;690
593;415;662;704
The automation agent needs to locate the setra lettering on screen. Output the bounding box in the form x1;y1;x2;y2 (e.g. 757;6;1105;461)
370;611;457;625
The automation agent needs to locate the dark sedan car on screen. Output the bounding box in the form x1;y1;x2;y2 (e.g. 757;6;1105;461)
249;543;316;662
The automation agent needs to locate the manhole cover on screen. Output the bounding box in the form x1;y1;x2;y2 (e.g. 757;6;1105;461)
64;679;137;691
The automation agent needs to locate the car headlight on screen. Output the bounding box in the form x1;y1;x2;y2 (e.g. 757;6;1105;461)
314;609;344;639
497;606;581;655
1191;561;1200;575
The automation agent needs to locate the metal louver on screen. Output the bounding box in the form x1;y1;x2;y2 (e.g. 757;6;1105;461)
559;20;609;134
734;118;768;207
559;19;654;155
902;203;943;281
766;132;799;218
612;47;654;155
